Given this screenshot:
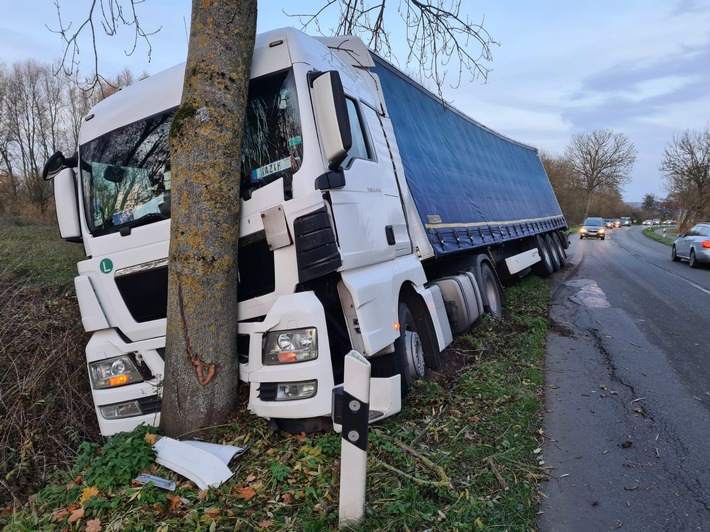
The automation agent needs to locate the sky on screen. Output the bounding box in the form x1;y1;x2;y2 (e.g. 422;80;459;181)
1;0;709;203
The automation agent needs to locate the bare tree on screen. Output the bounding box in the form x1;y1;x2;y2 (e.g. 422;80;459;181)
1;61;74;215
540;151;585;224
55;1;496;437
660;127;710;231
564;129;637;219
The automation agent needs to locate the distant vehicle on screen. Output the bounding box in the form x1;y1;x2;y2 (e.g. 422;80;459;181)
579;217;606;240
672;222;710;268
662;220;675;225
612;218;622;228
620;217;631;226
652;219;661;225
642;219;653;225
604;219;614;228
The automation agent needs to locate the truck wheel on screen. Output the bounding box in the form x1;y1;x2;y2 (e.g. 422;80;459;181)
532;234;554;278
553;232;568;266
476;258;504;318
545;233;561;271
394;301;426;396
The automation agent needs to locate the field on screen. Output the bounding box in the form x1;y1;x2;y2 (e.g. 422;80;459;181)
2;218;553;531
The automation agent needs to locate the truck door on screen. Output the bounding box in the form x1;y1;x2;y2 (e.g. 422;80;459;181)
326;99;410;270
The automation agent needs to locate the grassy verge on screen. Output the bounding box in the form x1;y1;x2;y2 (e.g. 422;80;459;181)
0;217;97;513
642;225;676;246
2;220;551;531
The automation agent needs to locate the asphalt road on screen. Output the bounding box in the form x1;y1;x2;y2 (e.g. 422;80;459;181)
538;226;710;531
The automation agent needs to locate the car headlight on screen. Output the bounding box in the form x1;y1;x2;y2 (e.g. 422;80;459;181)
89;355;144;389
263;328;318;365
599;228;605;233
580;228;588;233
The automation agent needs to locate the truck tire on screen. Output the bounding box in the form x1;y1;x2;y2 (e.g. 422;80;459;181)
545;233;561;271
554;232;568;266
472;255;504;318
370;300;427;397
532;234;554;278
394;301;426;396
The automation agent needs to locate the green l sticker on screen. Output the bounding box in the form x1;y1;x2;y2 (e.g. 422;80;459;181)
100;258;113;274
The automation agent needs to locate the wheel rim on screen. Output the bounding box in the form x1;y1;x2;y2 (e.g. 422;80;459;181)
484;276;500;315
404;328;426;378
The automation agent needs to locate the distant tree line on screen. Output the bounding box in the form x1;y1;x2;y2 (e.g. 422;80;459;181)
543;125;710;231
0;60;142;218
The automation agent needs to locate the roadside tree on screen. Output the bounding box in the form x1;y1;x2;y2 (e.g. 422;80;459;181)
564;129;637;220
660;127;710;231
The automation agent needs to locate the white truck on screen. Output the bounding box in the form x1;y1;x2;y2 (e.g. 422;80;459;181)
44;28;568;436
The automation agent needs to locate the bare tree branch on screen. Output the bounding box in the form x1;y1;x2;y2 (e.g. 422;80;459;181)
48;0;160;89
287;0;497;96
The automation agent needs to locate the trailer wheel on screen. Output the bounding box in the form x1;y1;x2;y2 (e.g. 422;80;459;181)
532;234;554;278
545;233;561;271
393;301;426;396
471;256;504;318
554;232;568;266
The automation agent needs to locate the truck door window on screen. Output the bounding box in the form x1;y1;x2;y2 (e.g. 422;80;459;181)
342;98;372;168
241;69;303;199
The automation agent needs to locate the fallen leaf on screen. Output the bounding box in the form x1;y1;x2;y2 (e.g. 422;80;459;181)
282;493;295;504
237;486;257;501
258;519;274;528
144;433;158;446
51;509;70;522
245;473;257;483
204;507;220;519
85;518;103;532
167;494;183;512
67;507;85;524
80;486;100;504
198;490;209;502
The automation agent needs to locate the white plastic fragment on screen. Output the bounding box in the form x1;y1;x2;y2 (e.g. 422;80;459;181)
181;440;249;465
153;436;234;490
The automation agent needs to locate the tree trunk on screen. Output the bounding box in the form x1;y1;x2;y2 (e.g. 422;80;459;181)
160;0;257;438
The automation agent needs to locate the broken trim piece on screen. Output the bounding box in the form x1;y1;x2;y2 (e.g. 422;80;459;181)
153;437;234;490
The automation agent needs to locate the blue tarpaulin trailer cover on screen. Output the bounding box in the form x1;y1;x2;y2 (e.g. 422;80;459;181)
372;56;567;258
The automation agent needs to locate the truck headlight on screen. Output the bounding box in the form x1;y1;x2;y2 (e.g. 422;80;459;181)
263;328;317;365
89;355;144;389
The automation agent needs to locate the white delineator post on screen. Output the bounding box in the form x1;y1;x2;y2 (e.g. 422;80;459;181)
338;350;371;527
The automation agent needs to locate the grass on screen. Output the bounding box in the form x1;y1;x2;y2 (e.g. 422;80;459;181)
642;225;676;246
2;219;552;531
0;215;84;286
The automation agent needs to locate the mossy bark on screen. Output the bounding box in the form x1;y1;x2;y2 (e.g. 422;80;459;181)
161;0;257;438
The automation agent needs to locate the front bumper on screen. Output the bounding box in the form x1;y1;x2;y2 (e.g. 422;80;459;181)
86;291;335;436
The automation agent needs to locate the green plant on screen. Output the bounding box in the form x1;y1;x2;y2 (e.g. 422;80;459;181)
81;425;157;490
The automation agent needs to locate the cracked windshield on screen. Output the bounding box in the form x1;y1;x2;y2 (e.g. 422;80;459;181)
81;111;174;235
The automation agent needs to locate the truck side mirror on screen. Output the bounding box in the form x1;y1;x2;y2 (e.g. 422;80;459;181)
43;151;82;241
310;71;352;171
